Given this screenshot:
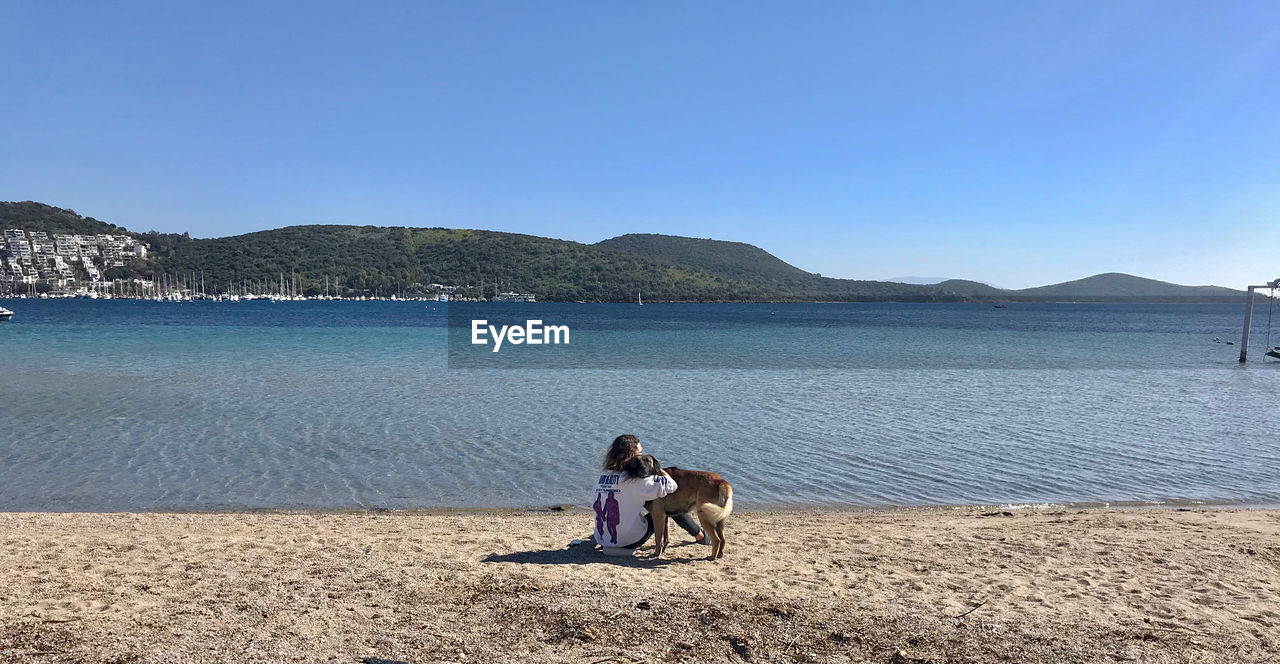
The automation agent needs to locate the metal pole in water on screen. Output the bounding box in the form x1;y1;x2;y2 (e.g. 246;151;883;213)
1240;286;1256;362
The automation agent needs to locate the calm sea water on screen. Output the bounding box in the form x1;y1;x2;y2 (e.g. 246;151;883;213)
1;299;1278;511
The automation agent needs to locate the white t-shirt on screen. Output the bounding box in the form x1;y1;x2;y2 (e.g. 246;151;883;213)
591;470;678;548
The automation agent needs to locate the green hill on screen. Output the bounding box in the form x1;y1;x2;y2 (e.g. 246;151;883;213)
1013;272;1240;298
0;203;774;300
139;225;776;301
0;202;1248;301
930;279;1007;297
597;234;944;300
594;233;1244;301
597;233;1006;300
0;201;131;236
596;234;814;289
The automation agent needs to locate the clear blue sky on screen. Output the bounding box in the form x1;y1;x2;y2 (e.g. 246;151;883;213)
2;1;1276;288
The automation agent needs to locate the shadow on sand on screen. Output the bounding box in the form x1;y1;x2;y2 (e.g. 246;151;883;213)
483;541;707;567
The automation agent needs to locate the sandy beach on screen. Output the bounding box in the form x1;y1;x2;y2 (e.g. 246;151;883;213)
0;507;1276;663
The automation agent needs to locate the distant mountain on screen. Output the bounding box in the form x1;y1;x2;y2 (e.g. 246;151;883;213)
891;276;1002;289
143;226;779;301
888;276;950;285
0;202;1248;301
597;234;1242;301
596;234;814;289
1013;272;1241;298
597;233;949;300
932;279;1007;297
0;203;772;300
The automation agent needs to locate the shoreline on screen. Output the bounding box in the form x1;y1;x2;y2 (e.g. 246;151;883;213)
1;296;1254;304
4;496;1279;516
2;506;1276;663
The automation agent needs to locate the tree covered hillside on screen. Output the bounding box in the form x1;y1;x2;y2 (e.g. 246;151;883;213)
0;202;132;236
1013;272;1240;298
0;202;1246;301
597;233;1004;300
596;233;815;289
149;225;775;301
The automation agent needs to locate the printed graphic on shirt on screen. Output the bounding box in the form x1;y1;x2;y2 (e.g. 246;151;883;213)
592;489;622;544
604;492;620;543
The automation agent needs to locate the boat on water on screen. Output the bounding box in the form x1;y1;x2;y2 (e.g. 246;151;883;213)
0;307;12;321
493;291;537;302
993;304;1007;309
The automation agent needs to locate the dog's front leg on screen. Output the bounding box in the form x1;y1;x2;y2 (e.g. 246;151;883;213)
649;498;668;559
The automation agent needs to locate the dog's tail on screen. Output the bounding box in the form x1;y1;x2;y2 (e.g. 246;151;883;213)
704;481;733;521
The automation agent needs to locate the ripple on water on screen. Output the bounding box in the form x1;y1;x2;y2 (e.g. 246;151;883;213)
2;301;1279;509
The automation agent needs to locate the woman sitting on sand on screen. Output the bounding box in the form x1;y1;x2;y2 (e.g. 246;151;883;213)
589;434;705;552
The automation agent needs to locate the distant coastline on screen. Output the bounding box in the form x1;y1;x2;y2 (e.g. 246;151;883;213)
0;293;1250;304
1;201;1250;304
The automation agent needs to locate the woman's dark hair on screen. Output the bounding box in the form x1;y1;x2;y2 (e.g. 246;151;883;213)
603;434;641;471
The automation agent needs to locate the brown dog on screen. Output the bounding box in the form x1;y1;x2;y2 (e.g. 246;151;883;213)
625;454;733;560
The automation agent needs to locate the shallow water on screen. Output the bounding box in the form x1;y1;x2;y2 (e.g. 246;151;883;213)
1;299;1277;510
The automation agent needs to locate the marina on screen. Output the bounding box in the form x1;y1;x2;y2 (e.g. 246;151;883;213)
2;227;539;302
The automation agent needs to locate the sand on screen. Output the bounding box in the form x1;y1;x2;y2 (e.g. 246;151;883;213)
0;507;1277;663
